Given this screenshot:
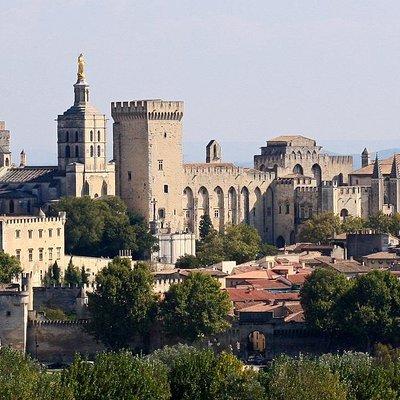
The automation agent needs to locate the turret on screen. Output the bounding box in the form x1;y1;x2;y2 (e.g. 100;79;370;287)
206;140;221;163
19;150;26;167
361;148;370;168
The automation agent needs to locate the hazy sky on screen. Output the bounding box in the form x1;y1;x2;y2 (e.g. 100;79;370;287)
1;1;400;165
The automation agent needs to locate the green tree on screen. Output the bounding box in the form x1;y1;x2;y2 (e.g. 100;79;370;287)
258;243;279;257
128;211;159;259
300;268;351;335
175;254;201;269
223;224;261;264
367;211;393;234
80;266;89;285
320;352;398;400
0;347;72;400
61;352;170;400
161;272;231;341
64;259;82;286
260;355;348;400
0;251;22;283
151;345;265;400
196;231;226;266
339;270;400;346
43;261;61;285
87;258;157;350
199;214;214;240
196;224;262;266
50;196;157;258
299;212;341;243
341;216;366;233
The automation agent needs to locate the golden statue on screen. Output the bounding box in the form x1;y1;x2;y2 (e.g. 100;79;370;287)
77;53;85;82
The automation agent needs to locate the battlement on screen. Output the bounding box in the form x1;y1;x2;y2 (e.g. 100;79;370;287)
29;319;89;326
0;214;66;225
296;187;319;193
328;155;353;164
111;99;184;121
335;186;370;195
183;163;275;181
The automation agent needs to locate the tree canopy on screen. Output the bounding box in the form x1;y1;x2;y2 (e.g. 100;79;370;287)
50;196;157;258
301;269;400;348
151;345;264;400
300;268;351;334
161;272;231;341
195;223;263;266
87;258;158;349
0;251;22;283
298;212;342;243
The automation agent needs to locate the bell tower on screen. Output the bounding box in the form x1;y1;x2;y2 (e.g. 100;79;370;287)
57;55;115;198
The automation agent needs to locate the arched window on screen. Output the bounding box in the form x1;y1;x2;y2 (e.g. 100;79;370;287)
75;146;79;158
340;208;349;220
75;131;79;142
90;131;93;141
90;146;94;157
65;145;70;158
9;200;14;214
97;145;101;157
293;164;304;175
97;131;101;142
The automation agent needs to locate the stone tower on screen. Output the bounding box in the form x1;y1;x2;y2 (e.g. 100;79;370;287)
206;140;222;163
57;55;115;197
112;100;184;233
370;155;384;214
0;121;11;168
19;150;26;167
389;155;400;212
361;148;370;168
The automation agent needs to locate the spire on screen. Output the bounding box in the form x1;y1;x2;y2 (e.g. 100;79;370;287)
372;154;382;179
362;148;369;155
390;155;400;178
19;150;26;167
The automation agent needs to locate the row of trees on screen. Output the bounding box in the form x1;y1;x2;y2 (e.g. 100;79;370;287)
3;345;400;399
87;258;231;349
176;215;278;268
299;211;400;244
50;196;158;258
42;260;89;287
301;269;400;348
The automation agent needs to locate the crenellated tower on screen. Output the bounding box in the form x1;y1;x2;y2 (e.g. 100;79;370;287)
111;100;184;233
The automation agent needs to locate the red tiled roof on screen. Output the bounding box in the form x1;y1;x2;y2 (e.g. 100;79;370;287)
225;288;299;303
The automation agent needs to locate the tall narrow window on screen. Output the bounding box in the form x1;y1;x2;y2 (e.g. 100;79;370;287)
90;146;94;157
128;171;132;181
65;145;70;158
164;184;169;193
66;131;69;142
48;248;53;261
90;131;93;141
9;200;14;214
97;145;101;157
97;131;101;141
158;160;163;171
75;146;79;157
75;131;79;142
